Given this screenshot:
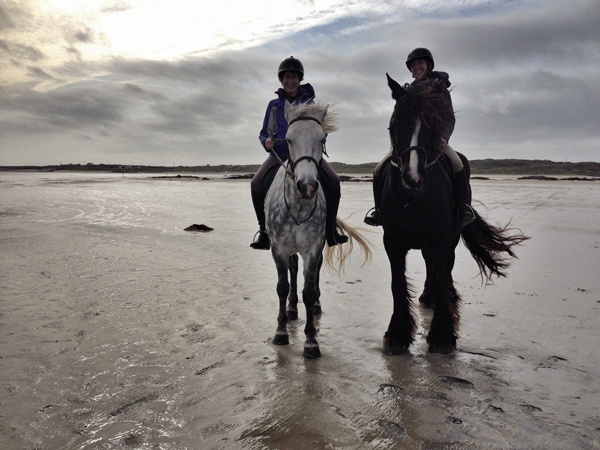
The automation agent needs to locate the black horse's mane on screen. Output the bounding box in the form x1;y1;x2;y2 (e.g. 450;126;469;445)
392;81;454;158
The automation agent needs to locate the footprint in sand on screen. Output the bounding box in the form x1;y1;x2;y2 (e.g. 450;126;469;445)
438;376;474;389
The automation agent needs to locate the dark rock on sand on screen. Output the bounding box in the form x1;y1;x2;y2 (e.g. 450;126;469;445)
184;224;214;232
226;174;254;179
446;416;463;424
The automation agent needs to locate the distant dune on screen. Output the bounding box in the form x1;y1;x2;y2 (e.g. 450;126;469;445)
1;159;599;177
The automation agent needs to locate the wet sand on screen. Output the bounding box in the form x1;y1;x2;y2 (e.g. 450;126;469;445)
1;173;599;449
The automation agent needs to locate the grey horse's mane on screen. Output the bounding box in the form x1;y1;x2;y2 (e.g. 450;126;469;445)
289;101;338;134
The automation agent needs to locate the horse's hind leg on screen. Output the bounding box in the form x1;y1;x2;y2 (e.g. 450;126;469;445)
272;253;290;345
419;249;435;309
420;244;457;308
302;253;322;359
287;254;299;320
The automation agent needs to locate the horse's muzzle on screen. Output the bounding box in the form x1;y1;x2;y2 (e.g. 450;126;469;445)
403;170;424;191
297;178;319;199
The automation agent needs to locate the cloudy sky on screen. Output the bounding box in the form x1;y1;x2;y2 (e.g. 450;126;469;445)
1;0;599;166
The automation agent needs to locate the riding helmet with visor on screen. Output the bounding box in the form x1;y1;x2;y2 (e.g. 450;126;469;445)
278;56;304;81
406;48;435;72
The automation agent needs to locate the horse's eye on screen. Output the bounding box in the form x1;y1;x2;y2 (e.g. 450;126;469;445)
286;139;292;145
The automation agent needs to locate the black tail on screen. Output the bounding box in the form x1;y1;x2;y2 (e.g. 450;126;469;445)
461;210;530;283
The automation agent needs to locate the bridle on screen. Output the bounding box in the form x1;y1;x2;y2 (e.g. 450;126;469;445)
275;115;327;225
389;136;442;209
390;143;442;172
270;115;328;179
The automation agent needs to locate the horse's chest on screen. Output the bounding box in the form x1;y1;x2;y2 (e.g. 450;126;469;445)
383;199;453;248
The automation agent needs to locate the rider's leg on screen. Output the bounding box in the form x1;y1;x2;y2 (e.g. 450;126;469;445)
320;160;348;247
249;156;279;250
364;152;391;226
443;145;475;226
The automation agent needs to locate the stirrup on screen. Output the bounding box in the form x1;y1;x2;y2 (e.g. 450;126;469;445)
327;225;348;247
459;204;476;227
250;230;270;250
363;207;380;227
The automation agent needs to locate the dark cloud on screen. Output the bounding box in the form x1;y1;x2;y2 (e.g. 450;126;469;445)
0;5;15;29
0;85;128;135
26;65;53;80
108;53;264;84
0;39;45;61
74;28;94;44
99;0;134;14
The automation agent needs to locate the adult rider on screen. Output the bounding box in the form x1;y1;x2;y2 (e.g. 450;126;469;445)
364;47;475;227
250;56;348;250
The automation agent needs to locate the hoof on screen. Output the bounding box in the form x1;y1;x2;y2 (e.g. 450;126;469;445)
382;334;410;355
428;342;456;355
303;344;321;359
286;309;298;320
419;292;434;309
313;304;322;316
426;332;456;354
272;331;289;346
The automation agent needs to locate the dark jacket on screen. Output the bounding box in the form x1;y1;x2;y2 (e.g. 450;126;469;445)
258;83;316;160
412;71;455;142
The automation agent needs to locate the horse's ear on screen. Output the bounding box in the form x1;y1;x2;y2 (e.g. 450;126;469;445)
284;100;294;123
387;73;406;101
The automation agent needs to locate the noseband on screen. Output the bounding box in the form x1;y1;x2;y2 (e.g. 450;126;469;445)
390;145;440;171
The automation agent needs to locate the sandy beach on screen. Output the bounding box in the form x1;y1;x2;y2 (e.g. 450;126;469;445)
1;172;599;449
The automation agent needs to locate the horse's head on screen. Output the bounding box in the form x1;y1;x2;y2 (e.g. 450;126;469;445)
284;100;337;200
386;73;452;193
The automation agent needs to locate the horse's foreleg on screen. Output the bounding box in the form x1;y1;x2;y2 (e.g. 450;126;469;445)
302;254;321;359
287;254;299;320
426;249;460;354
313;253;323;316
272;254;290;345
383;240;416;355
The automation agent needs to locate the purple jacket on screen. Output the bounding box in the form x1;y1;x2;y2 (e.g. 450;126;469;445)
258;83;316;160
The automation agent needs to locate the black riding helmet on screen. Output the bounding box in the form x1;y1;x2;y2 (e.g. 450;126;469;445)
406;48;435;72
278;56;304;81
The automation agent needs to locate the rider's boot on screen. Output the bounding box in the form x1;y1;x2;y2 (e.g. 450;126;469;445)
454;168;476;227
250;191;271;250
326;186;348;247
364;171;383;227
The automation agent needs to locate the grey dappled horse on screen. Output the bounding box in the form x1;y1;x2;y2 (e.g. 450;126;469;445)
265;100;371;359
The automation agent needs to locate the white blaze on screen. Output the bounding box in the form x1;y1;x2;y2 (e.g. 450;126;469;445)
409;119;421;182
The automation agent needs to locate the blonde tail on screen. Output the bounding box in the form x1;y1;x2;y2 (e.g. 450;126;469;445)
324;216;373;276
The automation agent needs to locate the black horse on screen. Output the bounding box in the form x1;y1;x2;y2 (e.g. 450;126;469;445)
379;74;528;355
